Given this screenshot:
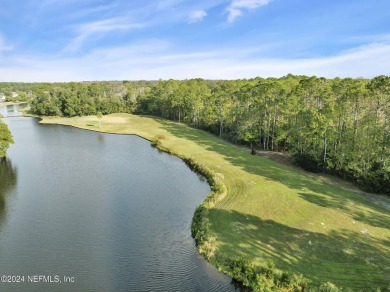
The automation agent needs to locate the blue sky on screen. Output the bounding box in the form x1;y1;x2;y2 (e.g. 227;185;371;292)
1;0;390;81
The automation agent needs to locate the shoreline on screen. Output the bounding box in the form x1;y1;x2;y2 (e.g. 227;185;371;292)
37;113;390;291
0;101;28;106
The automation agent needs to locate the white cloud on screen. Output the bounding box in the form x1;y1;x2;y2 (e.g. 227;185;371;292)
63;18;145;53
1;40;390;82
187;10;207;23
226;8;242;23
231;0;272;9
226;0;273;23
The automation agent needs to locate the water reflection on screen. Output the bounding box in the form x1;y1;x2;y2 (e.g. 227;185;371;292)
0;158;17;226
0;103;28;117
97;133;105;144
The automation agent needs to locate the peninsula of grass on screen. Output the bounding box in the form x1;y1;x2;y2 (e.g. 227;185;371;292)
40;113;390;291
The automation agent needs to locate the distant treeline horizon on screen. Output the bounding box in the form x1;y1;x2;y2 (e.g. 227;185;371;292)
1;74;389;195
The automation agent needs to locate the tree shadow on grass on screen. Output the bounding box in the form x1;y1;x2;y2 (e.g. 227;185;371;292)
208;208;390;290
157;120;390;230
351;210;390;230
298;192;351;211
298;192;390;229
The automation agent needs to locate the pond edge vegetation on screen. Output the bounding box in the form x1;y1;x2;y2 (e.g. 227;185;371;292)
151;136;349;292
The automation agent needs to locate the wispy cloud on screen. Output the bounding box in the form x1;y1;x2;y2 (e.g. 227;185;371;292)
343;34;390;45
61;3;118;21
226;0;273;23
63;18;145;53
187;10;207;23
1;39;390;82
35;0;94;10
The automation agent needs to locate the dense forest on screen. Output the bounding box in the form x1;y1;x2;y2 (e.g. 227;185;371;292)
2;75;389;194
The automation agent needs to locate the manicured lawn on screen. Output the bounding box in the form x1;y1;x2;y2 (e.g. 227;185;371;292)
41;113;390;290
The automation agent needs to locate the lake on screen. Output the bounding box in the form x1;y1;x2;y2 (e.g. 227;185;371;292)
0;107;236;291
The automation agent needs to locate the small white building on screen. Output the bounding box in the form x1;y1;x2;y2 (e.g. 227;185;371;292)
0;93;5;102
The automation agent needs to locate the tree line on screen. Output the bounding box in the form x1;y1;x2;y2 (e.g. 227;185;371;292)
0;82;43;103
17;75;390;195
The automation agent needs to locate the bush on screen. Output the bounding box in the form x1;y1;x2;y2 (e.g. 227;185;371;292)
150;138;161;147
292;152;322;173
223;257;309;292
358;170;390;195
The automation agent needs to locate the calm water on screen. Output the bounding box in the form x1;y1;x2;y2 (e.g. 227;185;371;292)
0;109;235;291
0;103;28;118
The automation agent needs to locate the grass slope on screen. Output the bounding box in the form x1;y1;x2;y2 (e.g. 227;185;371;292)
40;114;390;290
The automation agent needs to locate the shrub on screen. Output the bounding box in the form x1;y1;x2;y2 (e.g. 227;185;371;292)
223;257;309;292
150;138;161;147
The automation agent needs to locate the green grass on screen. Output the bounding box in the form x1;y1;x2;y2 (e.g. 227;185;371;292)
40;113;390;290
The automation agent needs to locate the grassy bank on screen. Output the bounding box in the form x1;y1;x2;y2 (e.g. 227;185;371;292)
40;113;390;290
0;101;27;106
